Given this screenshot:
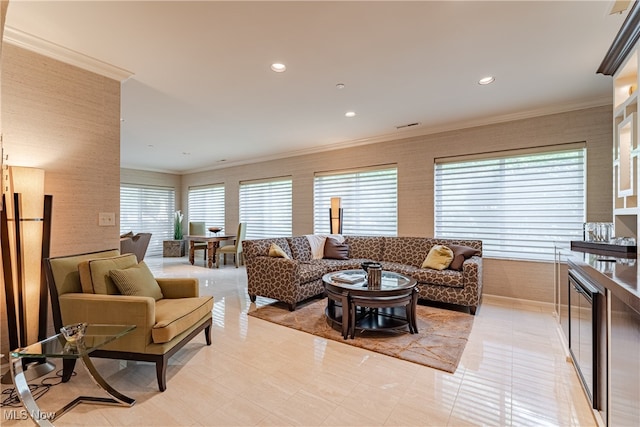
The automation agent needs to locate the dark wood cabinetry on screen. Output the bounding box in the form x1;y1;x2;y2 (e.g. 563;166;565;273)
609;292;640;427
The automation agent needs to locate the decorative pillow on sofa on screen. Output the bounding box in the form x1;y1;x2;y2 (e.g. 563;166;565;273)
78;253;138;294
109;261;164;301
448;245;481;271
323;237;349;260
269;243;290;259
422;245;454;270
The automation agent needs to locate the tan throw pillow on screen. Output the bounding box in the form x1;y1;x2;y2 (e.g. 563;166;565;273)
78;253;138;294
448;245;480;271
422;245;454;270
109;261;164;301
268;243;290;259
323;237;349;260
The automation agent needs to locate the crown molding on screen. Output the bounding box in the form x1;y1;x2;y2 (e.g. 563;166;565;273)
3;26;133;82
180;97;612;175
598;0;640;75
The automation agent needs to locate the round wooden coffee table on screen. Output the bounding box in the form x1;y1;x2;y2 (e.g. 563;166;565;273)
323;269;418;339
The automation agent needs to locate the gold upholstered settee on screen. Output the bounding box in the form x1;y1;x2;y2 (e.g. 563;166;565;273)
44;249;213;391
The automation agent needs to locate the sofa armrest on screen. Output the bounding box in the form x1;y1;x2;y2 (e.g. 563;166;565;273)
246;256;300;292
59;293;155;352
462;256;482;288
157;278;199;298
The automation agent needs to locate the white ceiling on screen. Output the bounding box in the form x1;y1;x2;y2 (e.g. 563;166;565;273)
4;1;631;174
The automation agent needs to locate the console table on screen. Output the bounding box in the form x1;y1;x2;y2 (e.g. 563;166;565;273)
9;324;136;427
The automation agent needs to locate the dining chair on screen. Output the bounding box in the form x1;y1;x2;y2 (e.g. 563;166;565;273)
188;221;208;261
215;223;246;268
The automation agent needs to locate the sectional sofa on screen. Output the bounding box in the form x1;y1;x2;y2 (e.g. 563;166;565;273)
243;235;483;314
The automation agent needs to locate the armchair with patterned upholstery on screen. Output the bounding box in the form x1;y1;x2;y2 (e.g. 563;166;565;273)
45;249;213;392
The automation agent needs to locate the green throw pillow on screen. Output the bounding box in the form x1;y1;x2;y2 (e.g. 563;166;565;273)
109;261;164;301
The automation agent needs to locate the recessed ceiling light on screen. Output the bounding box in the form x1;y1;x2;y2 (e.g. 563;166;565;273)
478;76;495;85
336;83;345;89
271;63;286;72
345;111;356;118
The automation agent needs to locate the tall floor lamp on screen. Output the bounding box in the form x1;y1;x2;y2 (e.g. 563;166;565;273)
1;166;54;383
329;197;343;234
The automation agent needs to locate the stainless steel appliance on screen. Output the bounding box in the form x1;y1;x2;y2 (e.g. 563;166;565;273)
568;268;602;407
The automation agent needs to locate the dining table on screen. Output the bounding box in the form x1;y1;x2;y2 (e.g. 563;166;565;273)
184;234;236;268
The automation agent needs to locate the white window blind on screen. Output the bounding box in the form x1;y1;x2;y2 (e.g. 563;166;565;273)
120;184;175;256
239;177;292;239
434;148;585;261
314;166;398;236
188;184;225;234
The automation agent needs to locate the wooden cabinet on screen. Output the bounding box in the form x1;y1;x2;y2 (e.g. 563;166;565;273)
600;2;640;241
608;291;640;426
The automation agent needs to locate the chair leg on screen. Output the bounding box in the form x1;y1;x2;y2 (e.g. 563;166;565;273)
156;356;168;392
204;324;212;345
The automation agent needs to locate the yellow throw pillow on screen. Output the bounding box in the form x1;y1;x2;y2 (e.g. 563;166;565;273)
268;242;290;259
422;245;454;270
109;261;164;301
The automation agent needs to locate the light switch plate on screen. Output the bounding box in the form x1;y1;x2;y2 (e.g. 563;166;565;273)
98;212;115;226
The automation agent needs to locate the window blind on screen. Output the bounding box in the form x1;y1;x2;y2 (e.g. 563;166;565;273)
188;184;225;234
314;166;398;236
120;184;175;256
239;177;292;239
434;148;585;261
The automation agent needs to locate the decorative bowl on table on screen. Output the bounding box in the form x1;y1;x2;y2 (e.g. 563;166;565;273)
60;322;87;343
208;227;222;234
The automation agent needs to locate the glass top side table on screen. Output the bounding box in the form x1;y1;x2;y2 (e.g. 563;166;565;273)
9;324;136;427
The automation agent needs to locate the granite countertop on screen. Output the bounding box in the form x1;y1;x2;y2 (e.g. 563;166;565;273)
567;249;640;315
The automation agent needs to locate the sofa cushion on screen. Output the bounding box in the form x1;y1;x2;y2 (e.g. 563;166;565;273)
413;268;465;288
287;236;314;261
382;237;434;267
379;261;419;277
78;253;138;295
109;261;164;301
422;245;454;270
153;296;214;344
344;236;384;260
298;263;326;283
308;258;367;272
269;243;290;259
324;237;349;260
448;245;481;271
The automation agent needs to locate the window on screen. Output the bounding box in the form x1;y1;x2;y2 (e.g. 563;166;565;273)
239;177;292;239
188;184;225;233
314;166;398;236
120;184;175;256
434;147;585;261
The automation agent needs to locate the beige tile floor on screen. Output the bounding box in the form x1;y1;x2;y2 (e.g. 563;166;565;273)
0;256;597;427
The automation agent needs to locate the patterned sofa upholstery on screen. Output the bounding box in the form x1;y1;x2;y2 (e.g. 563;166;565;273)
243;236;483;314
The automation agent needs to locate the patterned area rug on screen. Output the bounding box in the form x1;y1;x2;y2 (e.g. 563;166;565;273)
248;299;474;373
